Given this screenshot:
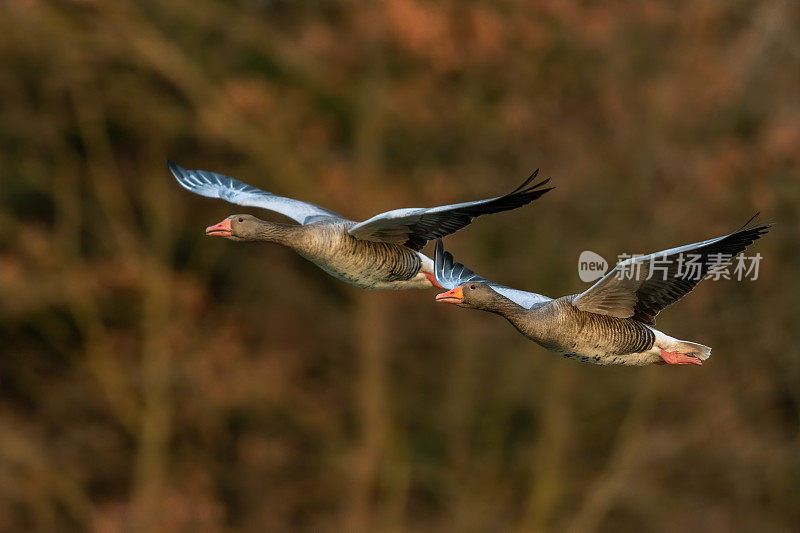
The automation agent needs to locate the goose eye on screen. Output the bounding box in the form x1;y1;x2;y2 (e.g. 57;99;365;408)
237;217;244;223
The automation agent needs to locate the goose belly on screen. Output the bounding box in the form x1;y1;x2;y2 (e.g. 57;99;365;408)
525;305;659;366
308;256;425;289
296;230;426;289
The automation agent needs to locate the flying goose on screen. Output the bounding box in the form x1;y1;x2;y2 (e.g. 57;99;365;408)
168;160;553;289
433;219;769;365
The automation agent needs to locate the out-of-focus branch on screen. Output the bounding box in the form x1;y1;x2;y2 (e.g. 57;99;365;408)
132;156;176;530
344;20;392;532
89;0;310;186
0;418;92;529
566;370;660;533
519;361;576;532
69;83;141;261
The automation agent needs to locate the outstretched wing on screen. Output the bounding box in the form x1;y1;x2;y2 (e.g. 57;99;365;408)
168;160;343;225
434;239;551;309
572;218;770;325
349;171;554;250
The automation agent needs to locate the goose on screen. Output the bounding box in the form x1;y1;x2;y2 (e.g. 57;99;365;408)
433;219;770;365
168;160;553;289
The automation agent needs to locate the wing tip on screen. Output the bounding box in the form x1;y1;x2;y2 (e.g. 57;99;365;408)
506;180;555;207
510;168;539;193
508;170;554;196
167;158;195;190
733;213;772;243
737;212;774;232
509;176;554;205
739;212;760;230
166;158;183;174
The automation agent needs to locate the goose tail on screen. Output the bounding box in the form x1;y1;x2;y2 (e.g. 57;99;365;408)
671;340;712;361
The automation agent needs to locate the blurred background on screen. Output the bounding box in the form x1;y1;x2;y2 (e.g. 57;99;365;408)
1;1;799;531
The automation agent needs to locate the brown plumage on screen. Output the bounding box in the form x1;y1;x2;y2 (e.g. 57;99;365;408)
170;160;553;289
434;220;770;365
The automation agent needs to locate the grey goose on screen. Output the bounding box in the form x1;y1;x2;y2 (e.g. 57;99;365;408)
433;219;769;365
168;160;553;289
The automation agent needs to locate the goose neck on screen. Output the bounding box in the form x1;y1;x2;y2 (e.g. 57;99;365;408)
251;221;299;246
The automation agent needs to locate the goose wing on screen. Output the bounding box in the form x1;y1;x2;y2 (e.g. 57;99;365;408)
572;218;770;325
434;239;551;309
168;160;343;225
348;171;554;250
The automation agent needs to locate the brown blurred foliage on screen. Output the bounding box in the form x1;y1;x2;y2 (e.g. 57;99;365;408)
1;1;799;531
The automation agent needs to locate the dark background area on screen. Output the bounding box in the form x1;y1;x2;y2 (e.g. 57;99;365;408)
1;1;798;531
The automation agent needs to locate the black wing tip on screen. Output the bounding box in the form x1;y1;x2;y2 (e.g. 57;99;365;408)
734;212;773;240
166;159;189;180
498;172;555;206
524;183;555;199
509;168;540;193
720;221;771;254
737;212;775;231
509;168;558;192
511;179;554;202
505;181;554;207
738;212;760;230
458;177;553;218
746;225;771;244
508;171;553;196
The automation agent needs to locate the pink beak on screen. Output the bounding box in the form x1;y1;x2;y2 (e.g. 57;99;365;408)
205;218;232;237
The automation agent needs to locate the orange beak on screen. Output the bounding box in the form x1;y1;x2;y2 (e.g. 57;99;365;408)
435;286;464;304
205;218;232;237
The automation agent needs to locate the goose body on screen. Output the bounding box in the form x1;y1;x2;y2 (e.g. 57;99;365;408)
169;160;553;290
433;220;769;366
490;295;692;365
291;220;435;289
504;296;658;364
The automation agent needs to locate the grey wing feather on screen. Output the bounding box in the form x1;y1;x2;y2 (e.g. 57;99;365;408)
572;220;770;325
434;240;551;308
168;160;343;225
349;171;554;250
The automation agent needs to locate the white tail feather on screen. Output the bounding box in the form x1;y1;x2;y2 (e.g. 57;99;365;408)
672;340;712;360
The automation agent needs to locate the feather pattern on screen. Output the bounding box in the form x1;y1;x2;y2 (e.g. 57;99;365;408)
170;160;553;250
572;219;771;324
168;160;342;225
273;221;428;289
349;171;554;250
434;239;551;308
434;222;767;366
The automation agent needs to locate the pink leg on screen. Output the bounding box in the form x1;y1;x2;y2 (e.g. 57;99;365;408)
658;347;702;366
423;271;443;289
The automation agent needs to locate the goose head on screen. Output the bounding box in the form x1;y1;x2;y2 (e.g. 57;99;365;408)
205;214;267;241
435;282;499;309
